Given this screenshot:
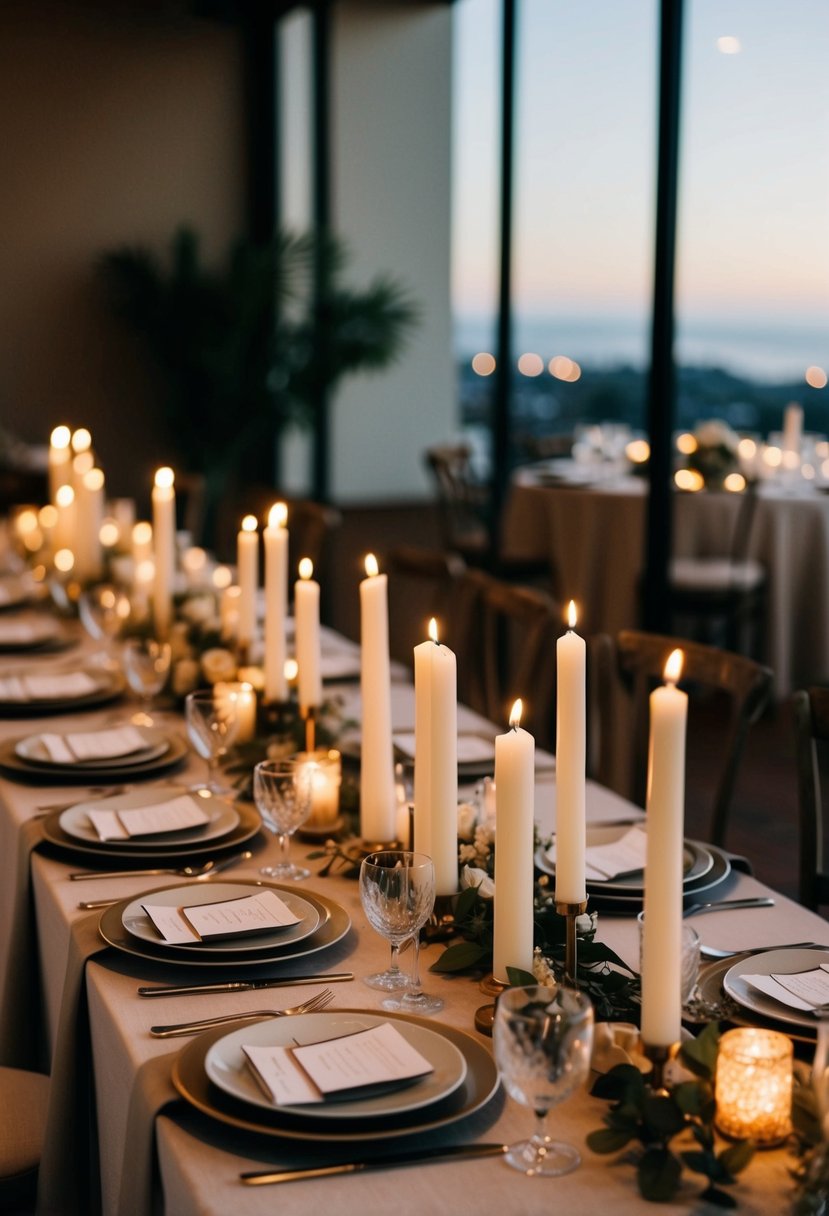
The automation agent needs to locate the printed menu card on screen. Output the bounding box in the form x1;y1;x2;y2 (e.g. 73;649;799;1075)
142;889;302;945
88;794;209;841
243;1022;433;1105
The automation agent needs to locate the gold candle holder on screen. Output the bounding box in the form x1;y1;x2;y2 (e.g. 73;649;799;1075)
714;1027;793;1146
301;706;316;753
475;974;509;1037
555;898;588;985
642;1041;677;1095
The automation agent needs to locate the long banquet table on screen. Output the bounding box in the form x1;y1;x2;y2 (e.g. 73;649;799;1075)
0;624;827;1215
502;468;829;696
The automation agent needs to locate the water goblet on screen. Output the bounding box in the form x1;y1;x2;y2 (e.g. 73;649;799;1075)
253;759;314;880
184;688;238;794
493;984;594;1177
78;584;131;662
359;851;443;1014
122;637;172;726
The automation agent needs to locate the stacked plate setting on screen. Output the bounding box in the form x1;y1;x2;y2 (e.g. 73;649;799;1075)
535;822;732;913
172;1006;499;1144
98;879;351;970
2;722;187;781
42;786;261;864
700;947;829;1044
0;663;125;718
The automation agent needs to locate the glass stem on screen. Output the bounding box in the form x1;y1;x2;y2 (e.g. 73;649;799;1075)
206;754;217;789
408;933;423;997
388;942;402;977
532;1109;551;1151
277;833;291;868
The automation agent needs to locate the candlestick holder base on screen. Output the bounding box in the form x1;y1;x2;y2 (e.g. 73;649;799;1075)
641;1041;678;1096
357;838;403;857
474;975;508;1037
300;707;317;753
257;697;298;738
555;898;589;985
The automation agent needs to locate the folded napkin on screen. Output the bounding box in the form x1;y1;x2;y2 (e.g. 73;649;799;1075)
0;671;98;702
40;725;148;764
546;825;648;882
88;794;209;841
142;889;301;945
393;732;496;765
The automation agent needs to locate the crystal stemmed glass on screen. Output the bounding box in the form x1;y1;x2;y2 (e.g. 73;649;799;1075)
493;984;594;1177
359;851;443;1014
252;759;314;880
121;638;172;726
184;689;239;794
78;584;131;659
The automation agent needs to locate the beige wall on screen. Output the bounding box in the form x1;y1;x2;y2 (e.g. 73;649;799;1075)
0;2;245;503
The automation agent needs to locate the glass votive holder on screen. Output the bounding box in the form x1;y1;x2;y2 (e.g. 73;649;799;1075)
714;1027;793;1145
637;912;700;1004
294;749;342;828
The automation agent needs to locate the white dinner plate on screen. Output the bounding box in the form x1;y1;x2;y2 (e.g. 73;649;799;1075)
121;881;321;955
205;1011;467;1120
15;724;167;769
59;787;239;849
0;616;59;650
723;947;829;1030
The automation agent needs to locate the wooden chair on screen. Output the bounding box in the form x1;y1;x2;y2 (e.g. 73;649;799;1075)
793;686;829;910
615;630;773;847
385;545;467;668
668;483;766;656
423;444;490;566
0;1066;49;1212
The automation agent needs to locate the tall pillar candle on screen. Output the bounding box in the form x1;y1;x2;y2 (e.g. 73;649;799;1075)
48;426;71;504
295;558;322;713
237;515;259;650
783;402;804;455
74;466;104;582
554;600;586;904
53;484;76;555
413;619;458;896
359;554;396;842
492;700;536;983
641;647;688;1049
263;503;289;702
151;467;176;640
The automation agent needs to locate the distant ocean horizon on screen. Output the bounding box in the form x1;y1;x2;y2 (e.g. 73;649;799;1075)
454;313;829;384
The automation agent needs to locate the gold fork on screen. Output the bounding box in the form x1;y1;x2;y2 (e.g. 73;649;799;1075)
149;987;334;1037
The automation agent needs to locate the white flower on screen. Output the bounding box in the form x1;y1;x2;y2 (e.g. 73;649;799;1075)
460;864;494;899
171;658;200;697
179;593;216;625
532;948;557;987
201;647;237;684
458;843;479;864
457;801;477;840
694;419;739;452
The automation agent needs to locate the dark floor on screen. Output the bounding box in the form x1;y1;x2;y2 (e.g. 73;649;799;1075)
325;501;806;907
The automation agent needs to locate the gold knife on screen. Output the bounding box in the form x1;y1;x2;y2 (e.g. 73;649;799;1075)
138;972;354;997
240;1143;509;1185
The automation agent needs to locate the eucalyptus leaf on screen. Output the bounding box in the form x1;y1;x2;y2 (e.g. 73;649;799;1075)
637;1147;682;1202
719;1141;755;1177
429;941;487;973
679;1021;720;1080
506;967;537;987
642;1094;686;1139
591;1064;646;1103
700;1185;738;1209
586;1127;635;1154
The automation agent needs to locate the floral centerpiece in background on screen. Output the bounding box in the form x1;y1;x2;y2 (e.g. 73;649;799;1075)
682;419;741;489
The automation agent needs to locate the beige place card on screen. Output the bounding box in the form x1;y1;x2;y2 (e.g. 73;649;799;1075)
142;889;301;945
88;794;209;841
41;725;148;764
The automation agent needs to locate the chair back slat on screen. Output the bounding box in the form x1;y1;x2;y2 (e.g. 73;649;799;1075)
793;687;829;909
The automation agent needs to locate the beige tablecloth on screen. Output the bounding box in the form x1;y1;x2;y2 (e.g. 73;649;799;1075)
503;473;829;695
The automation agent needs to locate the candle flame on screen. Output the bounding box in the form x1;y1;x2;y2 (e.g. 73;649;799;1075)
71;427;92;453
509;698;523;729
99;520;119;547
268;501;288;528
664;648;684;685
365;553;379;578
154;466;174;490
284;658;299;682
54;548;74;573
428;617;439;644
299;557;314;581
50;425;70;450
56;484;74;507
212;564;232;589
241;514;258;533
567;599;578;629
83;467;104;492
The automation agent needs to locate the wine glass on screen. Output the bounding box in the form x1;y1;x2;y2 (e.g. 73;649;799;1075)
493;984;594;1177
359;851;443;1014
184;688;239;793
78;584;131;659
253;759;314;880
122;638;172;726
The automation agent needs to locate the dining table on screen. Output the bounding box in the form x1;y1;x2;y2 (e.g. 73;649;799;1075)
0;610;826;1215
502;465;829;697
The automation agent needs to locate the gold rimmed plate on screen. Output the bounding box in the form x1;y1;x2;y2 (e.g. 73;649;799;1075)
173;1008;499;1142
0;665;125;717
58;786;239;850
98;880;350;968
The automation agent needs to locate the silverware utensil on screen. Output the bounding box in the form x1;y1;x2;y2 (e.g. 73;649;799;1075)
240;1143;510;1185
684;897;775;918
69;849;252;882
699;939;822;961
138;972;354;997
150;987;334;1037
35;785;129;815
